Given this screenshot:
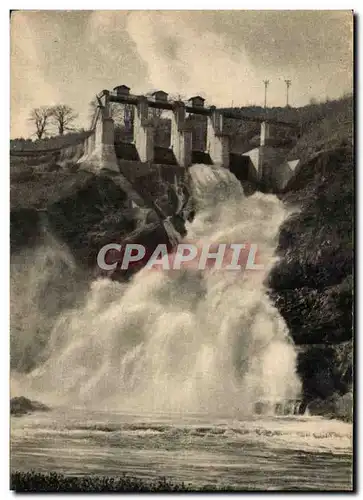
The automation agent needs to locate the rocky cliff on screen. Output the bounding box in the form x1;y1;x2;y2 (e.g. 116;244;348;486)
268;145;353;415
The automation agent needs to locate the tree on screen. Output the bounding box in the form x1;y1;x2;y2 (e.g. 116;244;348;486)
168;93;188;102
149;107;164;119
51;105;78;135
89;98;132;128
28;107;52;140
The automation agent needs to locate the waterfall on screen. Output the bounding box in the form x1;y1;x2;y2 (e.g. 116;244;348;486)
10;215;88;375
10;164;301;415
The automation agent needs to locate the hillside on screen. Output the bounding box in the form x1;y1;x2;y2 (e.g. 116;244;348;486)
10;131;91;152
286;96;353;164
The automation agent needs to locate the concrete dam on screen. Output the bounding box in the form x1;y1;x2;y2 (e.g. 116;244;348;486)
78;85;301;191
12;85;302;192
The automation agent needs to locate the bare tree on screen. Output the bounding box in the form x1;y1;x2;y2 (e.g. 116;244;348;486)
89;98;131;127
149;107;164;120
50;105;78;135
28;107;52;140
168;93;188;103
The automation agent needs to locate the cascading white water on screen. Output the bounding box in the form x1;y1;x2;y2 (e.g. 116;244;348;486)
11;223;77;372
10;164;301;415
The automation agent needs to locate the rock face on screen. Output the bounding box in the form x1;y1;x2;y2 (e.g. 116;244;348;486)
307;391;353;422
11;170;188;274
10;396;50;416
11;171;166;271
268;146;353;409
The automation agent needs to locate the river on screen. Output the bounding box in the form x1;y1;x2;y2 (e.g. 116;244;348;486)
11;408;352;490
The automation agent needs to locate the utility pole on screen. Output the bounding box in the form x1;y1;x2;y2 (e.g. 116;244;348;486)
284;79;292;107
263;80;269;110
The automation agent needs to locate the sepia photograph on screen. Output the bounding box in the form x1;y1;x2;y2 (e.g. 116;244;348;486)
9;9;353;492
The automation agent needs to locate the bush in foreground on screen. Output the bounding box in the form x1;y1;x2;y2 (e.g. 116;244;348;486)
10;471;200;493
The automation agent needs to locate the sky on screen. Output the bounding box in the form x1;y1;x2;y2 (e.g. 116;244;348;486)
10;10;353;138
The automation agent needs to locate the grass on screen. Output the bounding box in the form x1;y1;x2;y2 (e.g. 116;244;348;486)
10;471;210;492
10;131;91;152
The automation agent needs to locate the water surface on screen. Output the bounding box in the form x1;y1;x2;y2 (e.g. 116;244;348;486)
11;408;353;491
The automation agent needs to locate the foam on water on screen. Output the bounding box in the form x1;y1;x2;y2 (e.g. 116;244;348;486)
11;409;352;456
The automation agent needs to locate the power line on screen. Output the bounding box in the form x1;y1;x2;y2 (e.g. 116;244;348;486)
263;80;270;110
284;79;292;107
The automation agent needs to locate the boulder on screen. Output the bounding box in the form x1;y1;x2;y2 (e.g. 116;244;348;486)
10;396;50;416
307;391;353;422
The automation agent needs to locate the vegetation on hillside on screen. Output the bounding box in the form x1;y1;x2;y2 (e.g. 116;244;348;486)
222;93;352;129
287;95;353;163
10;130;90;152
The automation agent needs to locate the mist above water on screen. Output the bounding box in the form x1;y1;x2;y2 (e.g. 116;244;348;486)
11;164;301;414
10;225;88;374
